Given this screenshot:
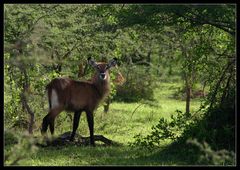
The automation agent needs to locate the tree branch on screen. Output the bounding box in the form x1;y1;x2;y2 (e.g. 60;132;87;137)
209;59;235;109
37;131;121;147
174;11;235;36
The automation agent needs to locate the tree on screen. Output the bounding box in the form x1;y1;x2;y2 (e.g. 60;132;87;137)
114;4;236;150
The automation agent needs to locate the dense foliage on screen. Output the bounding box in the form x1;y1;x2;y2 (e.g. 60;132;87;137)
4;4;236;166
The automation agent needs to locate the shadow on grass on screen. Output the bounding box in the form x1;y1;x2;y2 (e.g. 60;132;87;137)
90;142;199;166
26;141;200;166
4;130;201;166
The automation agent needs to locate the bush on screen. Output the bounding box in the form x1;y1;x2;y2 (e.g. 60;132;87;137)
4;130;18;146
113;65;156;102
129;110;196;148
129;107;235;165
4;130;38;166
187;138;235;165
180;105;235;151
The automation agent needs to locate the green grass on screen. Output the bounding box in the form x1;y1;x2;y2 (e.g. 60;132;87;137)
5;82;203;166
19;145;198;166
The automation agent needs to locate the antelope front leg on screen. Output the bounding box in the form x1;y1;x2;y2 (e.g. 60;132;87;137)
86;111;95;146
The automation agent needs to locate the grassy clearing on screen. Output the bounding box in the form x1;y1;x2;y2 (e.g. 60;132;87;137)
5;82;203;166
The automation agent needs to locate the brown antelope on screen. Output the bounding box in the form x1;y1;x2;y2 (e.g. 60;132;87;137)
41;57;118;146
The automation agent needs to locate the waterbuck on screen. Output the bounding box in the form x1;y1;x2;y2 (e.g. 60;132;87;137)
41;57;117;146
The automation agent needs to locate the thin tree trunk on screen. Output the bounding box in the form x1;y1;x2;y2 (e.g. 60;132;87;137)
220;70;233;106
20;67;35;134
202;80;207;97
13;40;35;134
78;62;84;78
180;44;191;114
185;76;191;114
186;86;191;114
20;92;34;134
103;97;110;113
146;50;151;73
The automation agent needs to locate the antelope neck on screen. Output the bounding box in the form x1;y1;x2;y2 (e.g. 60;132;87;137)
92;74;110;99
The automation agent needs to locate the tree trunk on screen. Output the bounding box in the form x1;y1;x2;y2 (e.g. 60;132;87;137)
186;85;191;114
20;67;35;134
184;70;191;114
220;70;233;106
181;44;192;115
103;97;110;113
78;63;84;78
202;80;207;97
13;40;35;134
146;50;151;73
20;92;34;134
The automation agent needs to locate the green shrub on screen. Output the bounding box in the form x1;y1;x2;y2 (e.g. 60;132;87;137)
180;105;235;151
187;138;235;165
4;130;18;146
114;65;156;102
4;130;38;166
129;110;196;148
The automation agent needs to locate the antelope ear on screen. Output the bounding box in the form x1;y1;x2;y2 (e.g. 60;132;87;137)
107;58;118;69
88;57;97;67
